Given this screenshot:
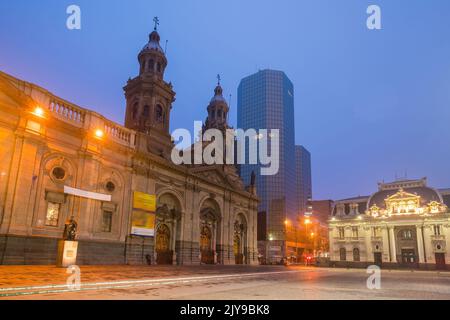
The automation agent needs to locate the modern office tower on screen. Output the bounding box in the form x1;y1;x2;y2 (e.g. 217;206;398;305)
238;69;296;262
295;145;312;216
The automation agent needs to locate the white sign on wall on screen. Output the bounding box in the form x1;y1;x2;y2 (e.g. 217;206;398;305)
64;186;111;202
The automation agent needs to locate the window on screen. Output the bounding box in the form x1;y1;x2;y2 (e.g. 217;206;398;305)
401;229;413;239
340;248;346;261
102;211;113;233
143;105;150;118
155;105;164;123
434;225;441;236
157;63;161;72
353;248;360;262
338;227;345;239
105;181;115;193
45;202;60;227
352;227;359;238
52;167;66;180
132;103;139;120
147;59;154;71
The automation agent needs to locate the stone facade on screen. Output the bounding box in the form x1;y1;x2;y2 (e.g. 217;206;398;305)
329;178;450;270
0;25;258;266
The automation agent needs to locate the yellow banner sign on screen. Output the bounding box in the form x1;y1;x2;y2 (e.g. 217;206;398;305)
131;210;155;237
133;191;156;212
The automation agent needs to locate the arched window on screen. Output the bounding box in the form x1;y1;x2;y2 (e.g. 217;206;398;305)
353;248;360;262
217;109;222;118
340;248;347;261
143;105;150;118
155;105;164;123
157;63;162;72
148;59;154;71
132;103;139;120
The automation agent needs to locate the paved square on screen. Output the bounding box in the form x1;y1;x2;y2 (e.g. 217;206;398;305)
1;265;450;300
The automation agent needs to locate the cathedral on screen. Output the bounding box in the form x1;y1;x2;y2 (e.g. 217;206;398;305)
0;23;259;265
329;178;450;270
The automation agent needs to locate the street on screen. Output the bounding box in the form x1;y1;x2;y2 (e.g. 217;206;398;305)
1;265;450;300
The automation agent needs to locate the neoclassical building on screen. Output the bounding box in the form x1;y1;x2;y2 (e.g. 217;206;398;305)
0;25;259;265
329;178;450;270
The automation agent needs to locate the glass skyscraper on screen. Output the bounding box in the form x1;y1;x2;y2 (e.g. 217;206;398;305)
238;69;297;262
295;145;312;216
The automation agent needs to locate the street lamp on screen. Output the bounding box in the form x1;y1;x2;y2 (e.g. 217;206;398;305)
33;106;45;117
95;129;104;139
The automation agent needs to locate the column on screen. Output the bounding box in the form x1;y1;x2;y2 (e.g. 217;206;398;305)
172;219;177;265
416;225;425;264
389;227;397;263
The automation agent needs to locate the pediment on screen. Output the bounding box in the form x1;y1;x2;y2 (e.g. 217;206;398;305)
190;165;245;191
386;189;420;202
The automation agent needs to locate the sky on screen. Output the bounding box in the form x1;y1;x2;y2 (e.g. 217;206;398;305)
1;0;450;200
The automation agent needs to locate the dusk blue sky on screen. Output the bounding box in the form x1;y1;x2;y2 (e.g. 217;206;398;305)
1;0;449;200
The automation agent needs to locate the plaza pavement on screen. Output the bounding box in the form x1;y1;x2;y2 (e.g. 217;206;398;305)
0;264;450;300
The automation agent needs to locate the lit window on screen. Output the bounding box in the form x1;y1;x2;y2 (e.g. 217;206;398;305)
402;230;413;239
102;211;113;233
45;202;60;227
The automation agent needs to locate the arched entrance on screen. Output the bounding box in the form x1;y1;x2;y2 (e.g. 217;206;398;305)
395;226;419;268
155;193;182;265
155;224;173;264
200;225;214;264
199;199;221;264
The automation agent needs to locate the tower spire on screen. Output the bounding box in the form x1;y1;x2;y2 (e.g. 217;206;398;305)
153;16;160;31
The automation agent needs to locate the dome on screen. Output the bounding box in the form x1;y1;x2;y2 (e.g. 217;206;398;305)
367;186;442;210
210;85;227;104
141;31;165;54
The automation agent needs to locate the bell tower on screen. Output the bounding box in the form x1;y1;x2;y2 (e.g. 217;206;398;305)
124;17;175;157
203;75;230;134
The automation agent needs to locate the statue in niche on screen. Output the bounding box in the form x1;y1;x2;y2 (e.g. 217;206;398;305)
63;216;78;241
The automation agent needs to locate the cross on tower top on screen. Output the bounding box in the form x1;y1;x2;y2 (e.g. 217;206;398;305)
153;16;160;31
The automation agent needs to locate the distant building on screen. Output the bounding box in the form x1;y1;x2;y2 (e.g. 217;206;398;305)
329;178;450;270
295;146;312;215
238;70;296;263
309;200;333;224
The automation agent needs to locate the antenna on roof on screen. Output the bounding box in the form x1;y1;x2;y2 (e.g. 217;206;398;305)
164;40;168;54
228;94;232;122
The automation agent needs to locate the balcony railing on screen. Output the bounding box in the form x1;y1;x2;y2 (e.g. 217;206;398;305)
49;98;86;128
10;74;137;149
